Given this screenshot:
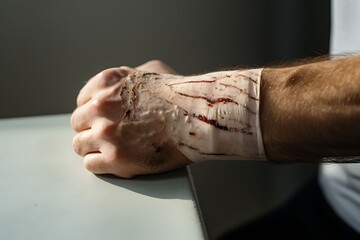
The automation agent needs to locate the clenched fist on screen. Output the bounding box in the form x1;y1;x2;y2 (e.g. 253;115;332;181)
71;61;190;178
71;60;264;178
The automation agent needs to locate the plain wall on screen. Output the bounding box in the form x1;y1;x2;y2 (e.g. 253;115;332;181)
0;0;268;118
0;1;330;239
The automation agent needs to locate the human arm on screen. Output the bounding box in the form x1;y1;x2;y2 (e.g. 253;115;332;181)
260;55;360;162
71;60;263;177
71;57;360;178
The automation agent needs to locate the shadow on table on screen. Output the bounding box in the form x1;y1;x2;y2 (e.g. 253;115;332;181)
96;168;193;200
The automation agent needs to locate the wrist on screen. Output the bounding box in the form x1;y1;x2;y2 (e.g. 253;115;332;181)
165;69;266;162
123;69;266;162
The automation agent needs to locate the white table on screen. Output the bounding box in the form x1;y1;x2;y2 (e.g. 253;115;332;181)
0;114;205;240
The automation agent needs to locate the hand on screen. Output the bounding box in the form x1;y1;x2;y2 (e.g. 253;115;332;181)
71;60;191;178
71;60;264;177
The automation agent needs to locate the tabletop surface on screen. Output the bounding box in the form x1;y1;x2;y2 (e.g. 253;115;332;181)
0;114;204;240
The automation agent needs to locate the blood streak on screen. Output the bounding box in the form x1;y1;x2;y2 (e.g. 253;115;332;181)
219;83;259;101
142;72;159;77
196;115;230;131
166;80;216;86
194;114;253;134
178;142;231;156
236;74;258;84
175;91;255;114
174;92;238;106
240;126;253;135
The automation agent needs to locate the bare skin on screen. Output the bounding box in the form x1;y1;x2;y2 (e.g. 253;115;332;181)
71;57;360;178
261;55;360;162
71;61;190;178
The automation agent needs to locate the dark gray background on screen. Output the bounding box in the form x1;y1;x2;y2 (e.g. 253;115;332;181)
0;0;330;239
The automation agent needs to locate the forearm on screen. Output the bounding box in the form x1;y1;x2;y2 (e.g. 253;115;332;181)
260;56;360;162
72;58;360;177
124;69;265;162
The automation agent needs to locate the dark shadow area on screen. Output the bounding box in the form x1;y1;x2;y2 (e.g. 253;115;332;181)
190;161;318;239
96;168;193;200
263;0;330;63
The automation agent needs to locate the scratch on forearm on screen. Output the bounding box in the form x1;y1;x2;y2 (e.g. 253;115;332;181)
236;73;259;84
166;80;216;86
178;142;232;156
174;91;239;106
219;83;259;101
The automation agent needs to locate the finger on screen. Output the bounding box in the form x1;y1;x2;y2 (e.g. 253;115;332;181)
71;99;102;132
76;67;132;107
72;130;100;157
83;152;113;175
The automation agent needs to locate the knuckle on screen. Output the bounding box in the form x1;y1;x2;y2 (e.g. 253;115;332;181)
90;93;116;115
89;98;105;113
117;66;134;79
118;66;134;74
148;59;164;66
97;68;123;88
92;83;122;104
96;120;117;139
